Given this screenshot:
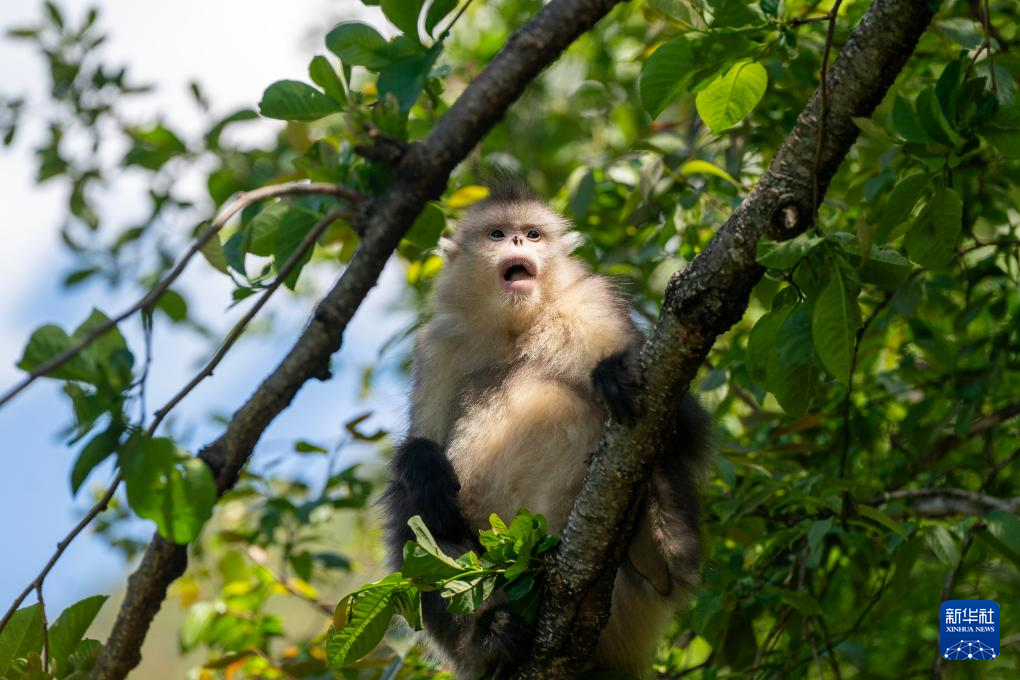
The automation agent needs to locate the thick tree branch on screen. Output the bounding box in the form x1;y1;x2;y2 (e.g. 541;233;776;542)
519;0;937;675
90;1;624;677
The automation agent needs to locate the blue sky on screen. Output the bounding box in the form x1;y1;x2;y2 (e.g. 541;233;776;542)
0;0;405;617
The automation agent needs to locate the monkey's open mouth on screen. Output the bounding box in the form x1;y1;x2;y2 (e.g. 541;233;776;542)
499;257;537;292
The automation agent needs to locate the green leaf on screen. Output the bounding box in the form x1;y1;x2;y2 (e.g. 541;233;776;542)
639;37;694;119
776;589;821;616
401;516;464;582
17;310;132;389
934;58;962;122
695;60;767;133
915;87;963;147
569;168;596;219
123;125;187;171
273;208;321;289
381;0;425;43
756;234;823;270
18;325;98;384
812;266;861;386
876;172;929;242
326;22;391;71
903;186;963;268
327;578;402;666
258;80;342;122
925;525;960;567
0;604;42;676
986;128;1020;158
444;574;498;614
857;505;908;540
891;95;931;144
48;595;107;674
390;587;422;631
65;638;102;675
425;0;458;37
986;511;1020;553
504;572;537;601
71;424;121;494
767;304;818;415
405;203;446;250
377;44;442;112
294;440;328;454
247;201;290;256
156;289;188;322
807;518;833;551
199;230;229;274
857;246;913;287
308;56;346;104
180;602;218;652
746;289;796;384
119;436;217;543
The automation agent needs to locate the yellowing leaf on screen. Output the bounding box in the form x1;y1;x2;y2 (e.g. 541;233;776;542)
680;159;739;186
447;185;489;208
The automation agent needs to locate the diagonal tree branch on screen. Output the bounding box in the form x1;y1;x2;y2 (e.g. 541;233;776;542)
89;1;625;677
518;0;938;675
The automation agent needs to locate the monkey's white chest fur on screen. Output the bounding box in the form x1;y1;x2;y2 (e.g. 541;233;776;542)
445;370;604;533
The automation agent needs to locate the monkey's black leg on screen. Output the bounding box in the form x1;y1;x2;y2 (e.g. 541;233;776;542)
381;437;473;568
380;438;531;676
645;395;711;591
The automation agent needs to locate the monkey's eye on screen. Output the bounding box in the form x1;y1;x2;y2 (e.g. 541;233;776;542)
489;229;506;240
526;229;541;241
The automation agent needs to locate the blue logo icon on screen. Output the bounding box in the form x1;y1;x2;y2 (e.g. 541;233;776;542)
941;600;999;661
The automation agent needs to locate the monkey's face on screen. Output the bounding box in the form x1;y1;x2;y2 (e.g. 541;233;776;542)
443;199;581;306
491;225;543;295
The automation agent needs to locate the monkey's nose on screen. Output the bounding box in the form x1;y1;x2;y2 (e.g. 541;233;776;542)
512;235;522;246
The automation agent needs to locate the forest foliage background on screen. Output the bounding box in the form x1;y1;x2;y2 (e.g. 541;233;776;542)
0;0;1018;678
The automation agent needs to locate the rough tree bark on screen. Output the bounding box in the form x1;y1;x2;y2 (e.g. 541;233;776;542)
89;0;624;677
516;0;937;676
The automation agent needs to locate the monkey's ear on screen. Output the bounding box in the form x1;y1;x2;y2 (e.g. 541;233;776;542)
561;230;584;253
438;236;458;261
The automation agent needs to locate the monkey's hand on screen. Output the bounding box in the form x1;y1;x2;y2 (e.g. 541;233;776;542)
592;348;644;425
391;438;472;542
473;602;533;679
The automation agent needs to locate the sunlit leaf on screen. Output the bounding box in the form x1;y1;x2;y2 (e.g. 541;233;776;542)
258;80;342;122
639;37;694;118
695;60;767;133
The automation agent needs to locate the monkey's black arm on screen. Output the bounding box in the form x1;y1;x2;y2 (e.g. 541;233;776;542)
592;346;643;425
382;438;473;563
592;349;709;592
381;438;531;679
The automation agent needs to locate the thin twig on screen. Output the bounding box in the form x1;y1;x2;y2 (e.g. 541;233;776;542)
37;585;48;673
958;238;1020;254
0;208;349;641
437;0;477;42
923;400;1020;463
0;473;121;637
149;207;351;431
0;182;359;411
